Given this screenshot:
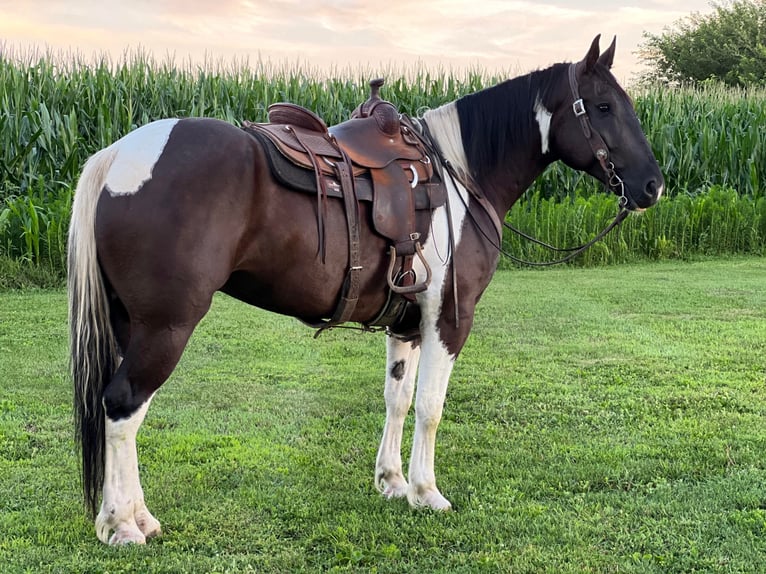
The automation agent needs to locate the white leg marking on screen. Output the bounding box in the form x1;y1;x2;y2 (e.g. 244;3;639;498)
105;118;179;196
407;327;454;511
96;395;160;545
375;336;420;499
535;97;552;155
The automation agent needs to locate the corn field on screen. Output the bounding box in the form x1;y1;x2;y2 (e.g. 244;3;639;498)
1;47;765;280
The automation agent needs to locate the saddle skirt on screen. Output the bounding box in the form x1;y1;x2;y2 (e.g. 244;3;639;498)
248;127;445;210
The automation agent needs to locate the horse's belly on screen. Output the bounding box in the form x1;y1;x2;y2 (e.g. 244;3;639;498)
221;211;392;324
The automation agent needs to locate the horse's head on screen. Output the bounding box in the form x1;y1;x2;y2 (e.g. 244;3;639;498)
548;35;664;211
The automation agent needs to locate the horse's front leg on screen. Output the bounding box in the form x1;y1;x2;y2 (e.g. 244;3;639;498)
375;335;421;498
407;319;463;511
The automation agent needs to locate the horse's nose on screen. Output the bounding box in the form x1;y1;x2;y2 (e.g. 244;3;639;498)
630;177;664;210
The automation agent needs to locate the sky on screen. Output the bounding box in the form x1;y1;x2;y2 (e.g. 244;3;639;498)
1;0;714;81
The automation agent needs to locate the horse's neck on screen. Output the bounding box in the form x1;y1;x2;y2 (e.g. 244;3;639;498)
423;97;548;219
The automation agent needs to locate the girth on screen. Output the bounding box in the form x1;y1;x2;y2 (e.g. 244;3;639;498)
242;79;447;332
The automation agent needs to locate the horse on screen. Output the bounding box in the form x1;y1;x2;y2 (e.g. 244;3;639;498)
68;35;664;544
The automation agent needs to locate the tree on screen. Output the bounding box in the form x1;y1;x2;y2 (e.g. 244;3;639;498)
638;0;766;86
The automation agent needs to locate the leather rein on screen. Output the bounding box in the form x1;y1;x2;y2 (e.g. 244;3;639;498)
422;62;631;267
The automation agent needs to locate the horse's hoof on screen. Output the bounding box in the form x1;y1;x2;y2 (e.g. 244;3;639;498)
382;482;409;499
376;470;409;499
109;527;147;545
408;487;452;511
135;510;162;539
142;524;161;540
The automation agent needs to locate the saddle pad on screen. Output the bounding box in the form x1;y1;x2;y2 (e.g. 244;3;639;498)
248;127;374;201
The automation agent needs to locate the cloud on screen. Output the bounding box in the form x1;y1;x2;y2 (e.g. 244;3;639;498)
0;0;714;79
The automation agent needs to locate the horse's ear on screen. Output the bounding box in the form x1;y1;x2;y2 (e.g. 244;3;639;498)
582;34;601;74
598;36;616;69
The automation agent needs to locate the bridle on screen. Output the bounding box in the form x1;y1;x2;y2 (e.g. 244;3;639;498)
567;62;628;209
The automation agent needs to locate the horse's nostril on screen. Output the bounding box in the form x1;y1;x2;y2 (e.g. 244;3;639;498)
646;179;664;200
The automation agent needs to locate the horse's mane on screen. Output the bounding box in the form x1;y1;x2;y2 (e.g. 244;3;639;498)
455;62;570;180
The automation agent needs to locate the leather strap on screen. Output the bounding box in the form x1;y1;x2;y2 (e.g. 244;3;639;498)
292;127;329;262
568;63;610;174
326;150;362;325
291;129;362;329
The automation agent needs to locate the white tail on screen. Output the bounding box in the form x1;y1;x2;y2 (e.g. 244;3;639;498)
67;146;120;517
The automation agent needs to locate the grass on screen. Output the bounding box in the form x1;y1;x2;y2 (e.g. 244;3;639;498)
1;258;766;572
0;255;63;290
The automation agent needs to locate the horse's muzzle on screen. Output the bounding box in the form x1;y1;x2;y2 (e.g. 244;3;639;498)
627;176;664;211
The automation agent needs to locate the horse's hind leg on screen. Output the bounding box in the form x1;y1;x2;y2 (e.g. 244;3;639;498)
98;393;157;544
375;335;420;499
97;320;200;545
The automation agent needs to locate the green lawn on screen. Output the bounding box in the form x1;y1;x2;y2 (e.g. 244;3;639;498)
1;258;765;573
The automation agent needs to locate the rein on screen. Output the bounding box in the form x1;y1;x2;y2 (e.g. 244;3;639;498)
500;209;628;266
416;62;630;268
441;157;629;267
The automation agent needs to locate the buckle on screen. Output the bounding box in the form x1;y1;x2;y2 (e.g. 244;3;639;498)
572;99;586;117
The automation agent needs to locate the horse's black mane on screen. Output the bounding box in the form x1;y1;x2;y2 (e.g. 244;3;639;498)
455;62;570;179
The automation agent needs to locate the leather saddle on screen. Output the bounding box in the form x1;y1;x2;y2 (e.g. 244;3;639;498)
243;79;447;330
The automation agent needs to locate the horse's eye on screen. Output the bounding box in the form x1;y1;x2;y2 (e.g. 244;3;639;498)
597;103;610;113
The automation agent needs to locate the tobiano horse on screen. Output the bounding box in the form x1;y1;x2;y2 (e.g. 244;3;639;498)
68;35;663;544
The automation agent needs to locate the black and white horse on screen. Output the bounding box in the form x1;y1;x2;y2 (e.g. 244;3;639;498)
68;36;663;544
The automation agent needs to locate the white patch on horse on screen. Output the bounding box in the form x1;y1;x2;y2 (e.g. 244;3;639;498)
421;103;471;180
407;322;455;510
104;118;179;196
418;101;470;296
535;97;552;154
402;174;465;510
96;395;160;545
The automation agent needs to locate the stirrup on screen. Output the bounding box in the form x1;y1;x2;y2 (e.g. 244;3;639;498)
386;243;432;295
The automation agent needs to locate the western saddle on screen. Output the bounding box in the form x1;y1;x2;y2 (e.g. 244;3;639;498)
243;79;446;331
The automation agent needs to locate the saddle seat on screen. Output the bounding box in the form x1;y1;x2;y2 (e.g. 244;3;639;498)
266;102;328;133
265;79;424;171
